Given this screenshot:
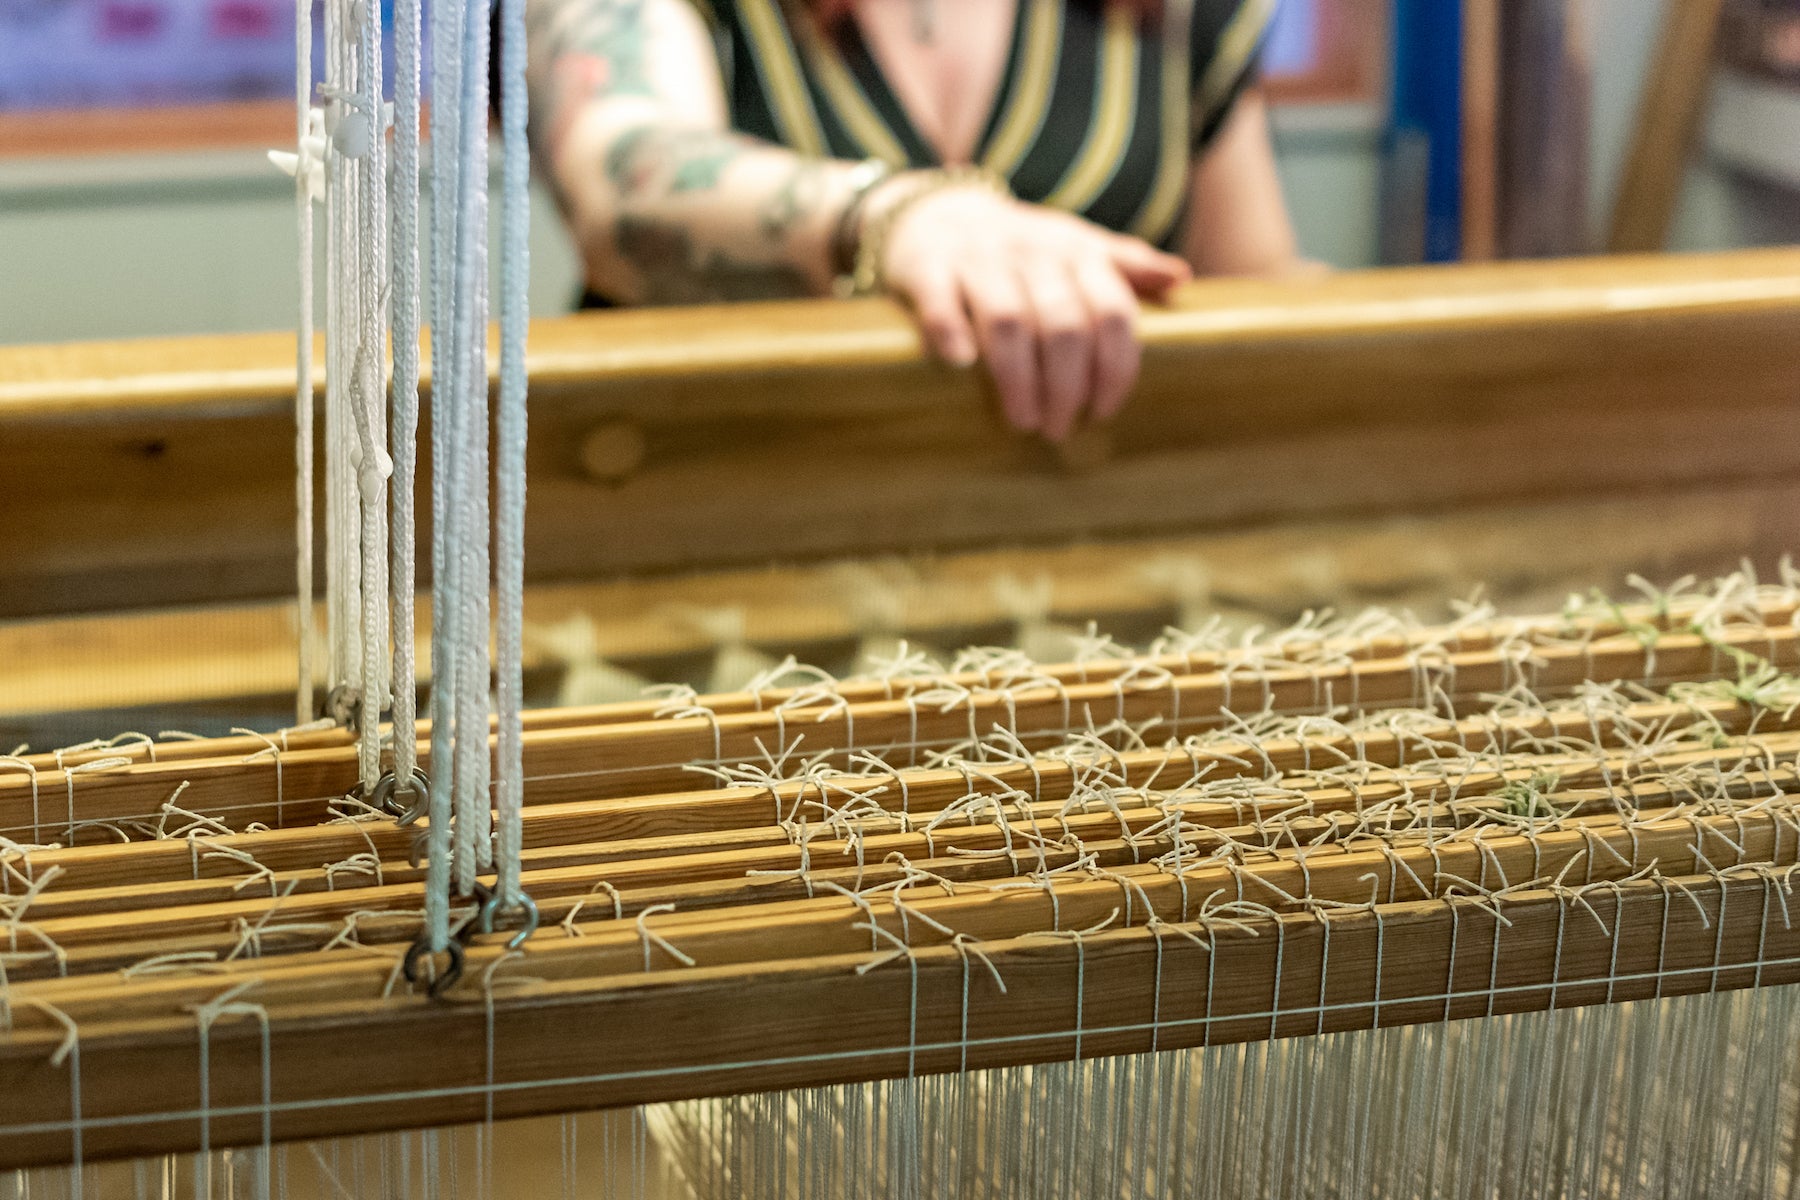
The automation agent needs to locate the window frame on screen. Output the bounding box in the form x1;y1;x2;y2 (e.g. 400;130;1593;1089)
1260;0;1388;106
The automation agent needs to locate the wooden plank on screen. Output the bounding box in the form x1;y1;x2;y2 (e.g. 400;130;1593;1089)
8;482;1797;729
17;574;1784;767
1461;0;1502;260
9;753;1790;981
9;696;1770;895
0;607;1792;1167
0;872;1787;1168
1608;0;1729;252
5;622;1792;842
1;250;1796;617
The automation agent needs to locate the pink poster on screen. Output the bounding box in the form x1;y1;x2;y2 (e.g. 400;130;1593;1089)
0;0;299;110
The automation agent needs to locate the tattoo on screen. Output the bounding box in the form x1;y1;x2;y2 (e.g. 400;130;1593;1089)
602;124;660;193
527;0;655;157
605;124;747;197
669;142;737;192
758;161;828;241
616;215;811;304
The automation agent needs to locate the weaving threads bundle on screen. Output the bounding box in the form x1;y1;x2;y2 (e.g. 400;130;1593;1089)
273;0;536;961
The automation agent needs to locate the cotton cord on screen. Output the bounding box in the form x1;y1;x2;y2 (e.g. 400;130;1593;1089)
421;0;469;955
289;0;319;727
493;0;532;909
448;0;495;891
388;0;424;793
350;0;393;794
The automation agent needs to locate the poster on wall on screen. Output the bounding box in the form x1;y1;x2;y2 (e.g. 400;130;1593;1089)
0;0;410;111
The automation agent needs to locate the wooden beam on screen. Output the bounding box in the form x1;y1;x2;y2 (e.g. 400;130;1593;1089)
1608;0;1729;252
1;602;1794;1168
8;482;1797;731
1;250;1796;617
0;871;1787;1168
6;621;1792;842
9;748;1792;982
9;696;1771;896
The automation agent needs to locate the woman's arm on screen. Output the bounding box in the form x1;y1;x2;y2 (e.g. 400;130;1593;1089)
527;0;871;302
528;0;1191;441
1179;88;1313;277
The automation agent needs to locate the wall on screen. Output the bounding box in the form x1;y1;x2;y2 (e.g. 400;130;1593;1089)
0;152;584;345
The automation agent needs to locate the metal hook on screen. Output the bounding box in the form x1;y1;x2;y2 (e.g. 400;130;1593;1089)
403;937;465;999
370;767;432;823
479;890;541;950
403;881;495;998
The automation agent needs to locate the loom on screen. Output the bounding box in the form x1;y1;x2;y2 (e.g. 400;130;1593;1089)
7;0;1800;1193
11;579;1800;1199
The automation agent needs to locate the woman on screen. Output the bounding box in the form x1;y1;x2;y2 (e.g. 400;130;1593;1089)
526;0;1305;442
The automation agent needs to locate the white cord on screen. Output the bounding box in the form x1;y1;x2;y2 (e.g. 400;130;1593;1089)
494;0;533;908
389;0;424;793
349;0;392;793
289;0;318;727
448;0;494;893
422;0;464;954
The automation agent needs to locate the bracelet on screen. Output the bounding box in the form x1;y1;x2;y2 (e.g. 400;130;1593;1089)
828;159;897;285
838;164;1009;298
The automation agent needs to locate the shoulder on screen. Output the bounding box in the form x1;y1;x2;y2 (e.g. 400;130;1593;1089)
1188;0;1278;73
1181;0;1275;144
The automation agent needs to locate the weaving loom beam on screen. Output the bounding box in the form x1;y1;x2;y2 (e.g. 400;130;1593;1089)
2;250;1797;620
6;792;1792;985
5;690;1781;885
6;591;1800;1167
8;488;1800;735
9;801;1789;1008
1;870;1792;1168
6;620;1795;841
20;584;1790;775
13;728;1800;928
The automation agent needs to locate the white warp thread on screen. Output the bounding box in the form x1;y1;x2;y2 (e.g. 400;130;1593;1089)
350;0;393;792
388;0;424;791
291;0;317;727
494;0;532;907
422;0;469;954
448;0;495;892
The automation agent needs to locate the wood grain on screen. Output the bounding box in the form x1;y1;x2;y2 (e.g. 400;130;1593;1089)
6;622;1792;841
7;481;1795;728
1;250;1796;617
0;872;1787;1168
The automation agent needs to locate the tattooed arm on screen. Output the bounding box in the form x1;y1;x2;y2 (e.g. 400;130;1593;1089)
527;0;1192;441
527;0;858;303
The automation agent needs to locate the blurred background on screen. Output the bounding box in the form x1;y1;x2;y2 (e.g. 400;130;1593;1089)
3;0;1798;345
3;0;1798;752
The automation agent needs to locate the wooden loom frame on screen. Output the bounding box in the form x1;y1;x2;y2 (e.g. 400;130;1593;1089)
7;583;1800;1167
5;249;1800;1174
2;248;1798;621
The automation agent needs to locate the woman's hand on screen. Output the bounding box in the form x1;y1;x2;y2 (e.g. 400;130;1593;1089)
875;182;1191;443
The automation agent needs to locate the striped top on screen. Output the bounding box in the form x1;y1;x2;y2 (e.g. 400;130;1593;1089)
695;0;1278;248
